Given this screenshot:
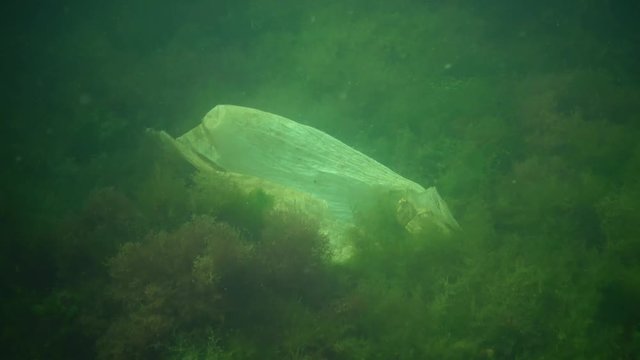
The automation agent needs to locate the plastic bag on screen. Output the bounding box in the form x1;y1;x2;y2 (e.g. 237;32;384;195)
159;105;459;250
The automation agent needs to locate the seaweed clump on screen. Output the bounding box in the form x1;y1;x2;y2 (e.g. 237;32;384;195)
256;210;332;301
97;208;334;359
98;216;248;359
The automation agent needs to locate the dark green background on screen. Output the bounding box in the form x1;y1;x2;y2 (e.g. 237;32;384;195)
2;0;639;359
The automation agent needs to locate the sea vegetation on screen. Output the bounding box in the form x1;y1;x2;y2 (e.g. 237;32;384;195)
93;178;339;359
3;1;640;359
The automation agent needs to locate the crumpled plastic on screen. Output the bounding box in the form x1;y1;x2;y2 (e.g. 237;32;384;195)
157;105;459;255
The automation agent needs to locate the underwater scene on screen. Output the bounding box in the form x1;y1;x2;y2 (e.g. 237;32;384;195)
2;0;640;359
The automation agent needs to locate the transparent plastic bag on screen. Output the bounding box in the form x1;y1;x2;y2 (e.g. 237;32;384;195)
158;105;459;250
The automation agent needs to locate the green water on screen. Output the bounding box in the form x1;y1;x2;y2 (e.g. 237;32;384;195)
2;0;639;358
